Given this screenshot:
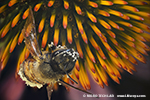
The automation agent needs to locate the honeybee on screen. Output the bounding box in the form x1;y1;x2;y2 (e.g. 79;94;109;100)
18;6;91;100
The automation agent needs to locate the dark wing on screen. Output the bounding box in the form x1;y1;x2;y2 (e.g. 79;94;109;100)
21;6;42;59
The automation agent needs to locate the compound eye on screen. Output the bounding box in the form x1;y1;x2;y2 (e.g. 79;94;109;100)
51;48;79;73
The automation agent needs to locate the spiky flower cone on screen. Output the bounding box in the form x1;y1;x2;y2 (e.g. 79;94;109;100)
0;0;150;90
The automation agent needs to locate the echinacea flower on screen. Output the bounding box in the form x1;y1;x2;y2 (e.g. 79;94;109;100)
0;0;150;99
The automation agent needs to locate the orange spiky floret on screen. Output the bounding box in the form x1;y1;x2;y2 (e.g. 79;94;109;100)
1;22;11;38
75;60;80;71
121;14;130;20
0;4;7;13
113;0;128;5
97;10;110;17
121;5;139;12
80;30;88;44
108;52;122;68
75;16;84;34
88;1;98;8
109;37;118;46
100;1;113;6
63;0;69;9
22;8;29;19
74;67;79;80
74;4;82;15
107;19;120;29
107;70;120;84
1;39;12;62
84;44;96;63
18;32;24;45
85;54;95;73
53;28;59;46
108;9;123;17
15;46;27;78
106;30;116;38
0;0;150;93
41;26;49;48
24;48;30;59
78;62;91;90
48;0;55;7
34;2;43;12
9;32;19;53
0;54;10;71
108;62;122;79
88;22;102;37
96;52;107;69
8;0;18;7
98;19;111;29
50;14;56;27
115;45;128;59
136;11;150;17
75;39;83;59
116;21;133;27
38;17;45;33
97;46;107;60
126;13;144;21
95;65;108;86
89;36;100;51
63;14;68;29
11;13;21;27
128;1;148;5
100;37;111;51
67;25;72;44
86;11;97;23
88;65;104;88
104;60;115;76
141;32;150;42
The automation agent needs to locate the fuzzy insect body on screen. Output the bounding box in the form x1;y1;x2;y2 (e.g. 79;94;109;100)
18;6;81;100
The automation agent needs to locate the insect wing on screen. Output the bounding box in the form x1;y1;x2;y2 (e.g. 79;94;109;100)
21;6;42;58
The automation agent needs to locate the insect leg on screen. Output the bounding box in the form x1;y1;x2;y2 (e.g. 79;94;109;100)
59;79;92;94
63;63;78;84
46;83;54;100
59;79;99;99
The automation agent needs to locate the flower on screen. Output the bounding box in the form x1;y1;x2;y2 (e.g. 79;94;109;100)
0;0;150;94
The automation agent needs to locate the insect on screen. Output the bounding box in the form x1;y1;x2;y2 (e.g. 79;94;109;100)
18;6;91;100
